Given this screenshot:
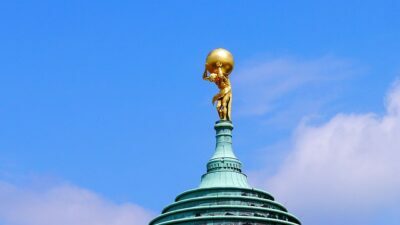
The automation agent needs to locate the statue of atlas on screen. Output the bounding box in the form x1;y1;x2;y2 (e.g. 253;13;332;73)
203;48;234;121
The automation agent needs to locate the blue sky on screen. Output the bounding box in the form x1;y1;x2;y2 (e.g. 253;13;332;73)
0;1;399;225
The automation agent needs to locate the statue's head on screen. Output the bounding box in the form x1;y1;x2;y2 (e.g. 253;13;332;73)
205;48;234;76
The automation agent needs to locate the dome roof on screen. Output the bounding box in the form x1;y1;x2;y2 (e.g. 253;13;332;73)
150;121;301;225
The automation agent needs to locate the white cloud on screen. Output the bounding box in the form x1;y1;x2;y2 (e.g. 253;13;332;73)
255;81;400;224
232;56;362;127
0;181;153;225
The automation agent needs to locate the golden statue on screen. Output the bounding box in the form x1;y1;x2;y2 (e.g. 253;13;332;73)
203;48;234;121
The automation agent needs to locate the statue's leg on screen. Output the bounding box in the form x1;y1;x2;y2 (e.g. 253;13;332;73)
216;100;223;119
221;93;231;120
227;92;232;121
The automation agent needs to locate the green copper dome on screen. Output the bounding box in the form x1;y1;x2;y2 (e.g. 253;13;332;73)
150;120;301;225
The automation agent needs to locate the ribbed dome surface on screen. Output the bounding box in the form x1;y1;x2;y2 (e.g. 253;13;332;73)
150;121;301;225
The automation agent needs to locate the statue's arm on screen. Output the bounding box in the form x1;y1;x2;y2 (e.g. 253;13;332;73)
202;67;210;80
203;68;218;82
217;67;225;79
216;61;228;80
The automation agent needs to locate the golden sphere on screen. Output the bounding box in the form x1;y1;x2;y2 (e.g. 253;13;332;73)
205;48;234;75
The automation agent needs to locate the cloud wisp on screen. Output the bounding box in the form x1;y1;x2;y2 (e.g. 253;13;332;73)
233;56;362;127
0;180;154;225
255;81;400;225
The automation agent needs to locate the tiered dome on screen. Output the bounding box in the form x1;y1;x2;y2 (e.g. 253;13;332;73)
150;120;301;225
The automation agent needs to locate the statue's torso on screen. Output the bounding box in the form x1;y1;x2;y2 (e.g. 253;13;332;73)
215;75;231;91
